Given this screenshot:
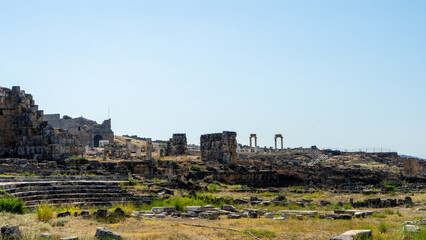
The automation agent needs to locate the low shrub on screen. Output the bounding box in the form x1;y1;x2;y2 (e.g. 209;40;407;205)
189;165;202;171
0;196;25;214
49;216;70;227
208;184;218;193
378;222;388;233
128;176;139;186
36;203;54;222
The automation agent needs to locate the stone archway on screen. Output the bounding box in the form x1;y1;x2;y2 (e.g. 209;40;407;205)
94;135;103;147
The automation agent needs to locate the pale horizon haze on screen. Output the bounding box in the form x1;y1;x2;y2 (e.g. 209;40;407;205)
1;1;425;158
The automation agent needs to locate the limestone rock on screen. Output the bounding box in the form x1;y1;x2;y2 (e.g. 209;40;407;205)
1;225;22;240
60;237;78;240
57;211;71;218
40;233;51;239
330;230;372;240
403;225;420;233
94;209;108;218
222;205;237;212
95;227;122;240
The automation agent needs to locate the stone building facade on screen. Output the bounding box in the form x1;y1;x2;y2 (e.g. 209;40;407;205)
0;86;84;160
43;114;114;147
165;133;187;156
200;131;237;164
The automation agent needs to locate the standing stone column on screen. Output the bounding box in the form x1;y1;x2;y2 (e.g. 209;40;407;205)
146;138;152;160
125;139;131;159
280;136;284;151
249;136;252;151
254;136;258;153
136;147;141;158
274;137;277;152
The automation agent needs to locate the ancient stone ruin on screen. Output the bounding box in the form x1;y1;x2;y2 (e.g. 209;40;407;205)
0;86;84;160
165;133;187;156
44;114;114;147
200;131;237;164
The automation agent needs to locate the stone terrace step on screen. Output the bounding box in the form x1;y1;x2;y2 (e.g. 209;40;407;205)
24;196;153;207
15;192;133;201
3;183;123;194
12;188;125;197
0;175;128;182
27;200;150;208
0;176;154;207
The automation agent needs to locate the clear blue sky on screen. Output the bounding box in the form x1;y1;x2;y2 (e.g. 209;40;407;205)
1;1;425;157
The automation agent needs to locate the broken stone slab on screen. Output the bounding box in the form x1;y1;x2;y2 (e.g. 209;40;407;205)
155;213;167;218
40;233;51;239
95;227;121;240
296;215;303;220
222;205;237;212
265;213;274;219
185;206;214;212
151;207;176;214
273;216;286;220
228;214;242;219
280;210;318;216
1;225;22;240
272;195;287;202
334;210;373;217
60;237;78;240
403;225;420;233
318;214;352;220
234;199;249;204
330;230;372;240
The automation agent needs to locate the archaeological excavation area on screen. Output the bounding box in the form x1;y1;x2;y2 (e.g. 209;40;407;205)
0;86;424;240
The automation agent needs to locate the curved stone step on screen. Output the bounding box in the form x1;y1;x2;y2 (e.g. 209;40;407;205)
5;184;123;194
15;192;134;201
12;188;126;197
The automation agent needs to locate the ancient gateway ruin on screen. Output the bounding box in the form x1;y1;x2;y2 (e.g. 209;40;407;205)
43;114;114;147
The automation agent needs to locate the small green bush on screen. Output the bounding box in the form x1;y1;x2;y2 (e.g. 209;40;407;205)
128;176;139;186
383;209;394;215
0;196;25;214
36;203;54;222
396;210;402;217
378;222;388;233
208;184;218;193
189;165;202;171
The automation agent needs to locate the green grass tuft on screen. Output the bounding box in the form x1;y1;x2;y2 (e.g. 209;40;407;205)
0;196;25;214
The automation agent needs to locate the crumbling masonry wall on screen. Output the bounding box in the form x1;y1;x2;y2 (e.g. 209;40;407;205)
44;114;114;147
166;133;187;156
200;131;237;164
0;86;84;160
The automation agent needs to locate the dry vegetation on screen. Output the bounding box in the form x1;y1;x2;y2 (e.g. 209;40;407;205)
0;190;424;239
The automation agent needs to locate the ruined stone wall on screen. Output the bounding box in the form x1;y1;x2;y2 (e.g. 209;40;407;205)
165;133;187;156
44;114;114;147
200;131;237;164
0;86;84;160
